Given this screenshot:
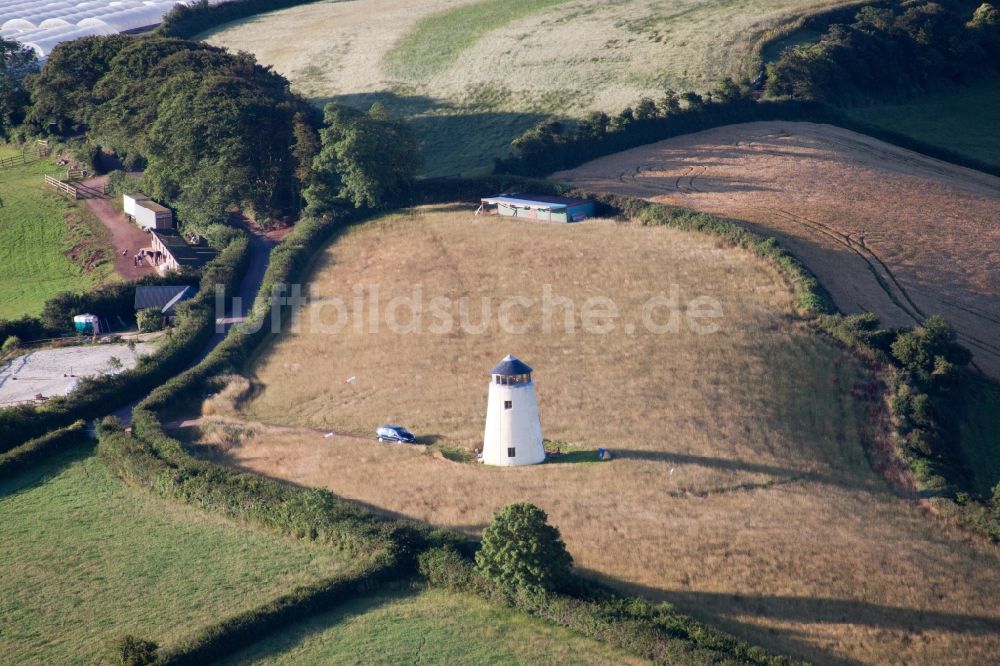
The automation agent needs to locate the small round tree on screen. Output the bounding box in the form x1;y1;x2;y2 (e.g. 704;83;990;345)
475;503;572;591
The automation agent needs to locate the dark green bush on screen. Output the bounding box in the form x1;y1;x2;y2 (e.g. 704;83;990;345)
418;546;477;590
136;308;163;333
476;503;572;592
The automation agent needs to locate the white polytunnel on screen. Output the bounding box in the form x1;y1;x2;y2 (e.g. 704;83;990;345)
0;0;220;57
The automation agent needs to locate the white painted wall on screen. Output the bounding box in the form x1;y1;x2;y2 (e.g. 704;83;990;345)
123;193;147;217
482;379;545;466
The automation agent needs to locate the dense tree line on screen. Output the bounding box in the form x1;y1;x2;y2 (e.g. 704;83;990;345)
494;81;808;176
157;0;327;39
766;1;1000;104
304;103;421;212
23;36;314;226
17;35;420;228
0;37;38;138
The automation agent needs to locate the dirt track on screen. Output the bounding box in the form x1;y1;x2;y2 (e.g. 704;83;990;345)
80;175;155;280
555;122;1000;378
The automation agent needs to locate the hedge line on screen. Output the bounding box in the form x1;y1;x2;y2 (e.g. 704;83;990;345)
418;546;797;666
0;420;89;480
101;208;432;558
495;97;1000;179
155;553;404;665
0;234;249;452
157;0;332;39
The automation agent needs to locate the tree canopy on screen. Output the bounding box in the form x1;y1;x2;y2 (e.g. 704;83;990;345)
475;503;573;592
23;36;314;226
766;1;1000;104
0;37;39;138
305;102;421;211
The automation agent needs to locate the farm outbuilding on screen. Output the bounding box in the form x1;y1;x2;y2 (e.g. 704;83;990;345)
149;229;218;274
125;194;174;230
478;193;595;222
123;193;149;217
134;285;194;319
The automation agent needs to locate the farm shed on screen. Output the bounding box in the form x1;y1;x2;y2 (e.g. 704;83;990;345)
122;193;149;217
149;229;218;274
132;198;174;230
478;194;595;222
134;285;194;319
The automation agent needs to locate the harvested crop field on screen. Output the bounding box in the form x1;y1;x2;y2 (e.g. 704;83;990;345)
201;0;855;176
185;205;1000;665
555;121;1000;379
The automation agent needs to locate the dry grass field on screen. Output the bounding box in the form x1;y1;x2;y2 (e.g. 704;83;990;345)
200;0;856;176
555;121;1000;380
183;206;1000;665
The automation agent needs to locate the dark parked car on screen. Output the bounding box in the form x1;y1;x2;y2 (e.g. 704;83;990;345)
376;425;416;443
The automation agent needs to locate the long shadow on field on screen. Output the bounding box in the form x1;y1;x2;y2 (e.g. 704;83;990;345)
613;449;878;493
584;570;1000;666
0;439;94;500
212;587;414;663
311;91;549;178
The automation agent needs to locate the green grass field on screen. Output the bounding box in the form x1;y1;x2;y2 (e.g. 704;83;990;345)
842;78;1000;171
217;588;645;665
0;446;345;664
0;151;116;319
384;0;570;80
202;0;856;176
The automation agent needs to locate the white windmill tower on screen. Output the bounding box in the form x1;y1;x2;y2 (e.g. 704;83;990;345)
482;354;545;466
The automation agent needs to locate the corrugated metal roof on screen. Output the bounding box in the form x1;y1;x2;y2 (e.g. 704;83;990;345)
491;354;533;375
481;193;593;210
151;229;218;268
134;285;193;314
137;200;170;214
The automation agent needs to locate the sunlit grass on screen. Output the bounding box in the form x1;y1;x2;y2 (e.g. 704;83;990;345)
0;448;345;664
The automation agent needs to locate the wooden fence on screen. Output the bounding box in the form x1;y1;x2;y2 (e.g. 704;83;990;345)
0;153;29;169
66;168;85;181
44;174;79;199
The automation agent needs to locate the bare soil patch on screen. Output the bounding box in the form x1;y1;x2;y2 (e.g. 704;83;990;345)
554;121;1000;378
81;175;156;280
187;206;1000;665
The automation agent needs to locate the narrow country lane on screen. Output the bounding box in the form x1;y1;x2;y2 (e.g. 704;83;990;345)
110;230;276;425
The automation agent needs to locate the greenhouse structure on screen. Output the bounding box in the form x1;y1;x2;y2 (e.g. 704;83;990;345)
1;1;228;57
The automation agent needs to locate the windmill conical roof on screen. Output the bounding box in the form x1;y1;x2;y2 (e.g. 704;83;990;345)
491;354;533;375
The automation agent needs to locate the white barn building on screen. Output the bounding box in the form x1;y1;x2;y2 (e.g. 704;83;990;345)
482;355;545;467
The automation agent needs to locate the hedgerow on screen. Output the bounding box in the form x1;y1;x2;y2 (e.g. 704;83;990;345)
418;546;797;666
155;553;404;665
495;96;1000;179
157;0;330;40
0;420;88;480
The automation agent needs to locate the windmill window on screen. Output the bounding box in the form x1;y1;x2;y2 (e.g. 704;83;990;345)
507;447;516;457
504;400;512;409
